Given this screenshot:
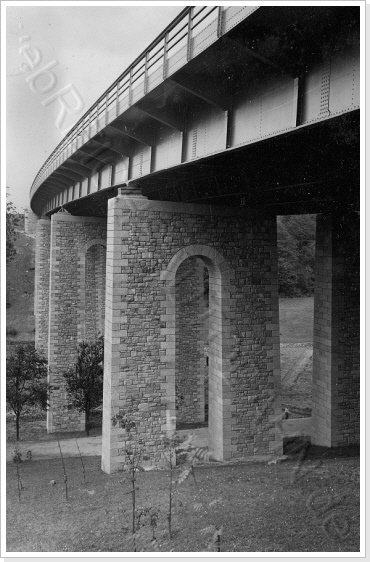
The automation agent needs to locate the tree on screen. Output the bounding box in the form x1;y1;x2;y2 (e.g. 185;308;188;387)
62;336;104;435
6;344;49;440
277;215;316;296
6;191;19;265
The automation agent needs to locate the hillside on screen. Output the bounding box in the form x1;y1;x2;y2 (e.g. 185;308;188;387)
6;230;36;342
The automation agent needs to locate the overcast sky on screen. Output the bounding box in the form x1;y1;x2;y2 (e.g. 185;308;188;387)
5;3;184;211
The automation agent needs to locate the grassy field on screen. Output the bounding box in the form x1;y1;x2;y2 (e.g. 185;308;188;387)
6;447;360;553
279;297;314;343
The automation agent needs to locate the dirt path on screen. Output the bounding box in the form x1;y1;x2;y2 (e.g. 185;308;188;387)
6;428;210;464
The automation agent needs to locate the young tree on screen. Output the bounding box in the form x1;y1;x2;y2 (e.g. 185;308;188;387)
62;336;104;435
6;191;19;265
6;344;49;440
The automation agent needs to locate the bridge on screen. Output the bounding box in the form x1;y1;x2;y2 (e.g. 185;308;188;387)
27;6;360;473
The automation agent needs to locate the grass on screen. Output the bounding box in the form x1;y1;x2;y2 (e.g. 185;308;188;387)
279;297;314;343
6;447;360;553
6;412;102;443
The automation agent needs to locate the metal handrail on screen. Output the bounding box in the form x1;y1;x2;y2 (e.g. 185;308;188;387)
30;5;224;203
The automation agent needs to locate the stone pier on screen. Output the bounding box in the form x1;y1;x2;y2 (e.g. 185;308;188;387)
46;212;107;433
101;192;282;473
311;212;360;447
35;216;51;354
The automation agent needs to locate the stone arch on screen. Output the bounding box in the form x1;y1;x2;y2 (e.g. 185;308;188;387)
160;245;234;460
78;239;107;341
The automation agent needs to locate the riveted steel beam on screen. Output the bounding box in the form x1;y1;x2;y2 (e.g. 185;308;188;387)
92;133;131;157
75;147;114;164
109;120;152;146
67;156;96;172
55;168;84;182
222;36;289;76
134;104;183;131
167;78;228;111
42;178;71;191
45;174;70;187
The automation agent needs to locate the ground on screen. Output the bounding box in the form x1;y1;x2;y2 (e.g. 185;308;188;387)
6;446;360;552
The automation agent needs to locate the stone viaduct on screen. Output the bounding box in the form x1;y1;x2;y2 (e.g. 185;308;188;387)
27;6;360;473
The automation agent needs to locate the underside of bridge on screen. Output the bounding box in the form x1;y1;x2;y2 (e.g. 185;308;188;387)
28;5;360;473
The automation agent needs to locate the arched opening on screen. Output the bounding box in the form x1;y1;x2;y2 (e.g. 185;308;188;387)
85;244;106;339
161;245;232;461
175;256;208;429
78;240;106;341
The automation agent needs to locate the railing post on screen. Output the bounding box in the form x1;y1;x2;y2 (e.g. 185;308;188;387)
116;82;120;117
217;6;224;38
144;52;149;94
163;32;169;80
128;68;133;106
186;7;193;62
105;93;109;126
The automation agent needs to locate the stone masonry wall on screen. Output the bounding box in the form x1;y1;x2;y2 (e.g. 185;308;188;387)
85;244;107;340
47;213;107;433
102;194;282;473
175;256;205;424
34;216;51;354
312;213;360;447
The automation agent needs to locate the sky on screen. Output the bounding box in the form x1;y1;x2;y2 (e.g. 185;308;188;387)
4;2;185;211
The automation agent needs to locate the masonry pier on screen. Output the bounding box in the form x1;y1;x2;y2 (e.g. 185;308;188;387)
311;212;360;447
101;190;282;473
31;200;361;473
45;212;107;432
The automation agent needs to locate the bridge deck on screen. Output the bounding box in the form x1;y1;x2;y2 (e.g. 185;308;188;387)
30;6;360;217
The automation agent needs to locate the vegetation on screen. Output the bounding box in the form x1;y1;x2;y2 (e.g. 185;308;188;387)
62;336;104;436
6;191;19;265
6;229;36;341
277;215;316;297
6;344;49;441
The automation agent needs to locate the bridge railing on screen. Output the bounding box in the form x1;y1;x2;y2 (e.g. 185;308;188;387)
30;5;259;204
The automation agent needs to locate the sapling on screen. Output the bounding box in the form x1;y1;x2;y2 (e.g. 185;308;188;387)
56;435;68;501
13;445;23;502
163;432;212;538
75;438;86;484
112;408;152;552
